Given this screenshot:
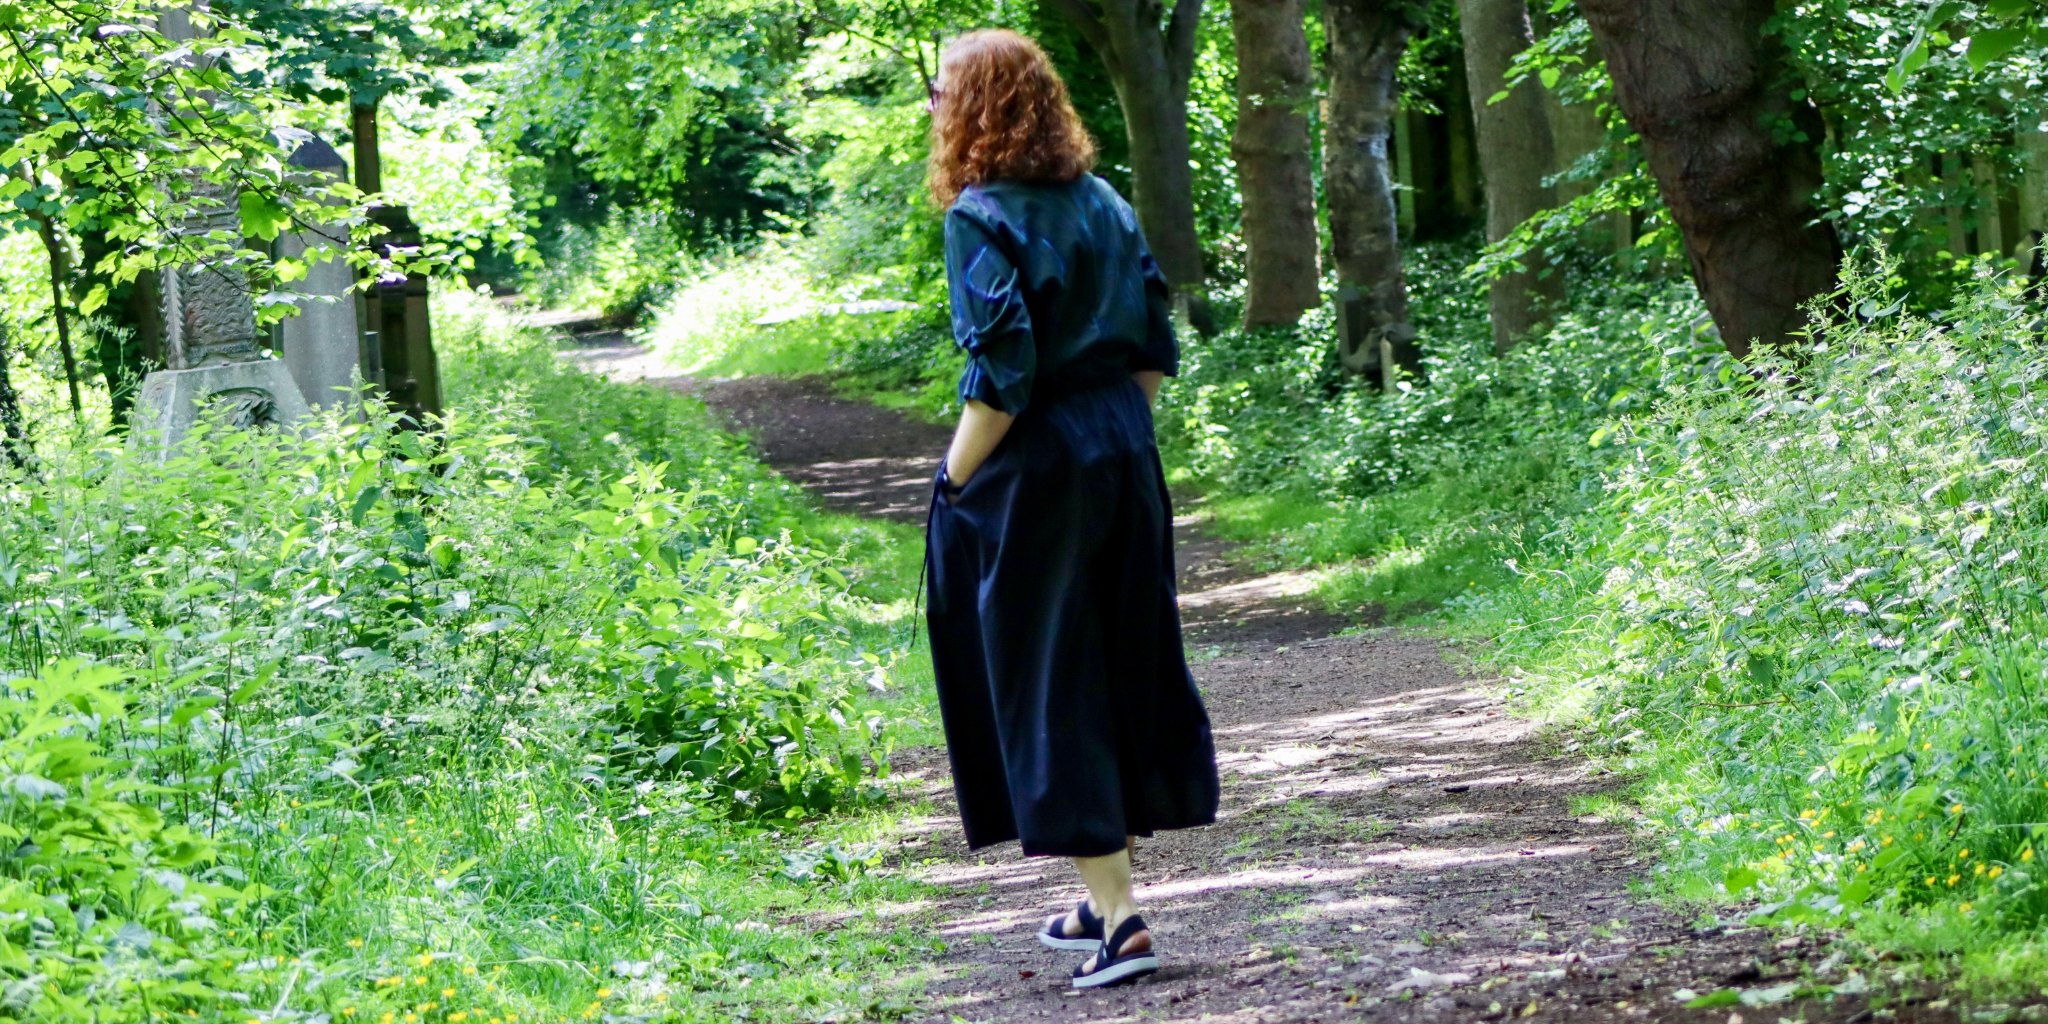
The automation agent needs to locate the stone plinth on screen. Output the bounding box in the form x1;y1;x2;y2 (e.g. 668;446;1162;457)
132;360;311;450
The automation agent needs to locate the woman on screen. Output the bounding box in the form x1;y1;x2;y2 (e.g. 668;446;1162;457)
922;29;1221;990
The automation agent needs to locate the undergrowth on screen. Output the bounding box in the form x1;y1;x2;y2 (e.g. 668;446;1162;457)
1459;261;2048;988
631;229;2048;989
0;293;934;1022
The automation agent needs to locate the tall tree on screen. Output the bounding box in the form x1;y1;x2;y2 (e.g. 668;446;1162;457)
1229;0;1320;326
0;322;26;471
1577;0;1843;358
1049;0;1206;288
1323;0;1420;378
2021;108;2047;262
1459;0;1563;353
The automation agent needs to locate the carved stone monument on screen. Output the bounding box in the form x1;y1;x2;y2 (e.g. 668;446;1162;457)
276;135;370;410
352;98;443;424
132;2;310;446
132;213;313;445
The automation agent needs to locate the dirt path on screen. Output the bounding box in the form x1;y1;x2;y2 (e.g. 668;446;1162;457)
562;332;1956;1024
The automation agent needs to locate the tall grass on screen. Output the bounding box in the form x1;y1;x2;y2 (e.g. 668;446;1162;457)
1459;262;2048;985
0;293;934;1022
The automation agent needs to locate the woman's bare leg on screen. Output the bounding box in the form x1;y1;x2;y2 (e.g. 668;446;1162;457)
1072;842;1151;971
1047;837;1138;938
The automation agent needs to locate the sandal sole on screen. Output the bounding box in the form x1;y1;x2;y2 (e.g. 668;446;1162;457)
1072;954;1160;989
1039;933;1102;952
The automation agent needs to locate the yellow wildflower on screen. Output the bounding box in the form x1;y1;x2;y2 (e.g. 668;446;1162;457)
1989;865;2004;879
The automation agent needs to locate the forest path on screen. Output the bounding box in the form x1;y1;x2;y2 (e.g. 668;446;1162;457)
560;330;1917;1024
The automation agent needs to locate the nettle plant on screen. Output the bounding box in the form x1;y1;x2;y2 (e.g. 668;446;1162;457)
0;335;887;1013
0;660;243;1021
1573;259;2048;928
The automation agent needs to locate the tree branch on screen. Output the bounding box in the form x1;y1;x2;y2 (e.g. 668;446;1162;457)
1166;0;1204;91
810;1;936;97
1048;0;1112;59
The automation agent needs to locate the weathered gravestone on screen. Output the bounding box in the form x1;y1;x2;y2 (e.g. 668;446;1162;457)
275;135;370;411
132;2;310;447
351;98;443;424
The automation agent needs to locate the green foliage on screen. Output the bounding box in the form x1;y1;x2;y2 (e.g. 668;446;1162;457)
0;1;435;319
0;296;927;1020
1460;263;2048;976
1157;245;1708;499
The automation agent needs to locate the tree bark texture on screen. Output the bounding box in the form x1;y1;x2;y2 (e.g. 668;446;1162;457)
0;322;28;470
1459;0;1563;353
1577;0;1843;358
1052;0;1207;288
35;215;83;414
2016;117;2046;265
1230;0;1321;326
1323;0;1419;375
1444;52;1482;223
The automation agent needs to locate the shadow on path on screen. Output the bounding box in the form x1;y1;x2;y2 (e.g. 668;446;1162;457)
560;329;1959;1024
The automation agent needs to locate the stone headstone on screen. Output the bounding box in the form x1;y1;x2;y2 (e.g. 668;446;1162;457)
131;2;310;449
277;135;367;410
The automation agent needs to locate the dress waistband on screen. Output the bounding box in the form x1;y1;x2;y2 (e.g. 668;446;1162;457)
1033;369;1136;405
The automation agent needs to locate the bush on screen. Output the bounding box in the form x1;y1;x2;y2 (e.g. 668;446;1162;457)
1463;261;2048;969
0;294;899;1019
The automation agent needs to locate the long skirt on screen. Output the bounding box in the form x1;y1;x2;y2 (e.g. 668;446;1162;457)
924;376;1220;858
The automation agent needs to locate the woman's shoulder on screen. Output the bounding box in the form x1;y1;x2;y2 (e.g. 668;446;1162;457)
1074;173;1140;233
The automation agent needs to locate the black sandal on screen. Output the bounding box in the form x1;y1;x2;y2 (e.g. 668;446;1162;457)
1037;899;1104;951
1071;914;1159;989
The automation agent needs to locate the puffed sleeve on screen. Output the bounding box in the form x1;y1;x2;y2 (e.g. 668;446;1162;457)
944;202;1036;414
1134;242;1181;377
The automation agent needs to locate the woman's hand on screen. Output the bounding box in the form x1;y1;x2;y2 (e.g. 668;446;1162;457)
1133;371;1164;406
944;399;1015;488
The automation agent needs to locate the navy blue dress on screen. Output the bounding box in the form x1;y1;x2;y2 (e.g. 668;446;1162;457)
925;173;1221;858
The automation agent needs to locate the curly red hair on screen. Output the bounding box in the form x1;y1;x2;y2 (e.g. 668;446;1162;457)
927;29;1097;208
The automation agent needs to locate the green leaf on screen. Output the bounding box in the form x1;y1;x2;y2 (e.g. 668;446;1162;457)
1724;866;1761;895
79;284;109;316
1685;989;1743;1009
349;485;383;527
1966;27;2029;72
1539;67;1562;90
171;696;221;729
1886;33;1929;93
237;191;292;241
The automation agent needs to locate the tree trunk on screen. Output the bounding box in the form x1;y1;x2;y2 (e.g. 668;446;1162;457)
1577;0;1843;359
1942;152;1969;255
1323;0;1419;379
1052;0;1207;289
0;322;28;470
77;225;154;428
1971;152;2005;257
1459;0;1564;354
2021;114;2047;271
1444;51;1482;224
1230;0;1321;326
35;215;83;414
1394;108;1418;238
